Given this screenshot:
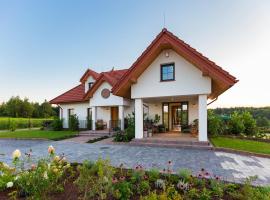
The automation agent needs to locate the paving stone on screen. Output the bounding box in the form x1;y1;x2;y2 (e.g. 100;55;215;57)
1;139;270;186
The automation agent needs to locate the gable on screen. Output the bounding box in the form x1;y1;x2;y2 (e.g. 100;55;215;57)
89;81;124;107
131;49;211;99
112;28;238;99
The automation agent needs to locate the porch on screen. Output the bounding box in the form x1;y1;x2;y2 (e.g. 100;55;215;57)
135;94;208;142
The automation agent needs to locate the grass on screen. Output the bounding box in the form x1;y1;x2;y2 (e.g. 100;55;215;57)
0;129;78;140
0;117;53;130
210;136;270;155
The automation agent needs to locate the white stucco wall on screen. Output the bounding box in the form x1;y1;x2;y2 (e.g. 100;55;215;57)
60;102;89;128
131;49;212;99
90;82;128;107
96;106;111;125
84;76;96;93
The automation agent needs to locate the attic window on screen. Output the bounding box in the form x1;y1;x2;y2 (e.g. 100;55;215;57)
88;82;94;89
161;63;175;81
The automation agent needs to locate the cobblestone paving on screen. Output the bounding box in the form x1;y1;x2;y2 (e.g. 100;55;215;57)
1;139;270;186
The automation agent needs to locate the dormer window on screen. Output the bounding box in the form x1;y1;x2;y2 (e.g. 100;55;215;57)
88;82;94;89
161;63;175;81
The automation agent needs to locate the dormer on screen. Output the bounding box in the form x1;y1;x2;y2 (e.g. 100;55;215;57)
80;68;100;93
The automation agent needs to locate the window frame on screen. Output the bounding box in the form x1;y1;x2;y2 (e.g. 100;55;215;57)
88;82;94;89
160;63;175;82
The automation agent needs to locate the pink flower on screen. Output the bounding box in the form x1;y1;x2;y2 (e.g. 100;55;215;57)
112;177;118;184
120;176;126;181
31;164;36;170
168;160;172;165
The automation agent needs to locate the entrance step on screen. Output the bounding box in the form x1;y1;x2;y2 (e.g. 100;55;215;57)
79;130;111;137
130;139;212;149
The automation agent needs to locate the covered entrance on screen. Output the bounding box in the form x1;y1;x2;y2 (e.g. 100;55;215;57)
162;102;189;132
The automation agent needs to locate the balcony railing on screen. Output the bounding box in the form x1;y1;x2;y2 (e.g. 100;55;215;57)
78;119;92;130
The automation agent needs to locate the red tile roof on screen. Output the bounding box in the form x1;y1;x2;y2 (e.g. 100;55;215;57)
50;28;238;104
84;69;128;100
112;28;238;99
50;69;128;104
49;84;86;104
80;69;100;83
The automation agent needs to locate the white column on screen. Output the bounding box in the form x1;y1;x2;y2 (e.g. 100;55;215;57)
118;105;124;130
92;106;97;131
198;94;208;141
135;98;144;139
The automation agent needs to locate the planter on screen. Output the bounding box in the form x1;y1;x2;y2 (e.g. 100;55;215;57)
148;131;152;137
143;131;148;138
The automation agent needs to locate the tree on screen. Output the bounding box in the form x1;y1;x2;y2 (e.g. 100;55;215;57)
241;111;257;135
256;117;269;127
5;96;22;117
40;100;54;118
20;98;34;118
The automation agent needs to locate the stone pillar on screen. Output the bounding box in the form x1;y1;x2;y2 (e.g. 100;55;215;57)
118;105;124;131
135;98;144;139
198;95;208;141
92;106;97;131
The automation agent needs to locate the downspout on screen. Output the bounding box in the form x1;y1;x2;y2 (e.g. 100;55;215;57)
207;97;218;106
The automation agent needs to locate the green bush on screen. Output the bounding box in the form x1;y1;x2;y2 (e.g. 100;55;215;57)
242;111;257;135
256;117;269;127
114;113;135;142
208;110;224;135
75;158;115;200
138;180;150;194
113;181;132;200
228;112;245;135
148;168;160;183
68;115;79;131
51;117;63;131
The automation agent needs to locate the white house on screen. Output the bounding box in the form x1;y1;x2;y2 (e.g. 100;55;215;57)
50;29;237;142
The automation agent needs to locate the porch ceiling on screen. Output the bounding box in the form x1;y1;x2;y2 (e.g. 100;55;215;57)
142;95;198;103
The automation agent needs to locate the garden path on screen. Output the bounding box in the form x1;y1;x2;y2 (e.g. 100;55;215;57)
1;139;270;186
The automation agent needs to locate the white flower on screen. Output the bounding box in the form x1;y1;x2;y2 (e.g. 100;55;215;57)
48;145;55;154
43;171;48;179
6;182;13;188
12;149;21;160
54;155;60;162
14;176;20;180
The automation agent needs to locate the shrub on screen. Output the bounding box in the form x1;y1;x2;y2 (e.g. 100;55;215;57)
114;113;135;142
51;117;63;131
228;112;245;135
178;168;192;182
148;168;160;182
138;180;150;194
75;158;115;200
68;114;79;131
256;117;269;127
113;181;132;200
208;110;224;135
242;111;257;135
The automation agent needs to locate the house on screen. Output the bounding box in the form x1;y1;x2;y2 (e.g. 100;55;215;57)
50;29;237;142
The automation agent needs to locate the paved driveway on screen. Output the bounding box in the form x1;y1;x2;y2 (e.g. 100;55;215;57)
0;139;270;186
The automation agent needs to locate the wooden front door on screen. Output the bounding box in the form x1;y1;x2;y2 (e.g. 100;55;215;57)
110;107;119;129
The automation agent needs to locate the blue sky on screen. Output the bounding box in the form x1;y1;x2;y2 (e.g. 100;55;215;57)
0;0;270;108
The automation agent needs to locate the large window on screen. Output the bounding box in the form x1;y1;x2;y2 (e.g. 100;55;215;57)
161;63;175;81
162;103;169;131
181;102;189;128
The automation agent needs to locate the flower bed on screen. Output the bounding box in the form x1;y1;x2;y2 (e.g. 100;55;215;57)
1;147;270;199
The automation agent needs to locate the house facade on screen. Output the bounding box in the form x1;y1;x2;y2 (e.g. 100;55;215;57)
50;29;237;142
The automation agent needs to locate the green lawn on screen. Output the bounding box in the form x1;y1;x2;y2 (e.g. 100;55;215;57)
0;130;78;140
210;136;270;155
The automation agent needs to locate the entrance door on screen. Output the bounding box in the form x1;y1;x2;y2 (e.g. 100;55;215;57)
171;105;181;131
110;107;119;129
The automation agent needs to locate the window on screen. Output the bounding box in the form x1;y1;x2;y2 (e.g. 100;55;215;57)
161;63;175;81
88;82;94;89
87;108;92;121
181;102;189;128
